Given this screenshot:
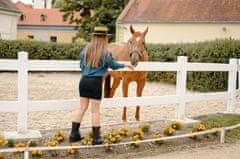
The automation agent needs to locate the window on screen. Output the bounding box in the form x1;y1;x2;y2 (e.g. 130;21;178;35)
50;36;57;42
27;35;34;39
40;14;47;21
20;14;26;21
62;16;67;22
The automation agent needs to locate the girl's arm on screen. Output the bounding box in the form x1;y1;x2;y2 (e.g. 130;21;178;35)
106;53;134;70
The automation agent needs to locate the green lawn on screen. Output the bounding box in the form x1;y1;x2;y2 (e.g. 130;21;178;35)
195;113;240;142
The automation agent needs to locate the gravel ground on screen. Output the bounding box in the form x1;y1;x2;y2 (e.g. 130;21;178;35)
0;72;239;132
0;72;240;159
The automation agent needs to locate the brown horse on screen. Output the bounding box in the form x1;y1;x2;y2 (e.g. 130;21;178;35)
104;25;149;121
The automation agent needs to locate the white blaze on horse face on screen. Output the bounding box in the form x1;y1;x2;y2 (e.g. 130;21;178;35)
136;37;140;42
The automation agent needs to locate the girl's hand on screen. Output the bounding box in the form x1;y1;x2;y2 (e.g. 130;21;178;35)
125;64;135;70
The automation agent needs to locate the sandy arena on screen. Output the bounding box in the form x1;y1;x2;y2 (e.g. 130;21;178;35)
0;72;240;159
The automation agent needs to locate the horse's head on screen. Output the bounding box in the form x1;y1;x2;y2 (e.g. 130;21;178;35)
128;25;148;66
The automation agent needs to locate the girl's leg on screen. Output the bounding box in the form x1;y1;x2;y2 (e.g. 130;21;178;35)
90;99;101;126
73;97;89;122
90;99;102;145
69;97;89;143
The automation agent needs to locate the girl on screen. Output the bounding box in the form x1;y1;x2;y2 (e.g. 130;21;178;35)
69;26;134;145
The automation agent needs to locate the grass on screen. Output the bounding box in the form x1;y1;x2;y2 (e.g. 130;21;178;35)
194;113;240;142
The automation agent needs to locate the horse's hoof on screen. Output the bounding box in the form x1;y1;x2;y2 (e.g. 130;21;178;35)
122;119;127;122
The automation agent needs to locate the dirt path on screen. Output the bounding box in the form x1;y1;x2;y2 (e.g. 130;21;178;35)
137;141;240;159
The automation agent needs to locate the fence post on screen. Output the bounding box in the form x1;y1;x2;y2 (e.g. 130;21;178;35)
24;150;29;159
175;56;187;119
17;52;29;133
238;59;240;92
226;59;238;113
220;128;225;144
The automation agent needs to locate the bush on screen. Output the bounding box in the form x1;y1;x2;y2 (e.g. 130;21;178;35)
146;38;240;92
1;39;239;92
0;40;84;60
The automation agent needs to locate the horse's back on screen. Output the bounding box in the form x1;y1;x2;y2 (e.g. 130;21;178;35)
108;43;129;61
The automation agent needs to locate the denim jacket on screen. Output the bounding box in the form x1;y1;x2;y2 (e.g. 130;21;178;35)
80;47;125;77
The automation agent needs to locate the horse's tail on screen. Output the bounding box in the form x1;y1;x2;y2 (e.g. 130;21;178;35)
104;74;111;98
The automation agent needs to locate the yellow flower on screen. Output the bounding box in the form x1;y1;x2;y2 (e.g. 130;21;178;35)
170;120;184;130
32;150;37;155
81;137;93;145
15;143;26;148
67;143;80;155
192;124;207;132
46;140;58;147
133;129;144;139
27;140;37;147
152;134;165;145
0;152;4;159
188;132;197;140
57;136;63;141
31;150;43;157
67;149;74;154
2;140;8;146
110;137;116;142
139;123;151;133
163;126;176;136
104;143;113;152
131;140;140;148
0;139;3;145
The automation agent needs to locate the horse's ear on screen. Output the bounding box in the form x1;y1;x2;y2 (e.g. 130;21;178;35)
130;25;135;34
143;27;148;37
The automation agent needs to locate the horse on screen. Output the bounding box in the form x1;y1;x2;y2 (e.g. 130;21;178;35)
104;25;149;121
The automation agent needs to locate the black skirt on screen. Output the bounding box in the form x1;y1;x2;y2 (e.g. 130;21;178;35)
79;76;102;100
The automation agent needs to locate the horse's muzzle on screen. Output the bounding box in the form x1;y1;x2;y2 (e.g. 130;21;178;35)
131;58;139;67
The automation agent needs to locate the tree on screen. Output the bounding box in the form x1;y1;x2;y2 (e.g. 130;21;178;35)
56;0;129;42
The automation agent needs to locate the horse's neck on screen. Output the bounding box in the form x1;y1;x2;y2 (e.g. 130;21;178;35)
108;43;130;60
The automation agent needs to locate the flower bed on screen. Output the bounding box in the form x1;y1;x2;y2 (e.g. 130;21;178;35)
0;119;221;159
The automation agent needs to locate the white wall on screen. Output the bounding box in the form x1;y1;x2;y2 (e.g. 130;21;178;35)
33;0;52;8
0;10;19;40
117;23;240;43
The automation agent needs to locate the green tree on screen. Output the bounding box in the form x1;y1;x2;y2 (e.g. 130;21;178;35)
56;0;129;42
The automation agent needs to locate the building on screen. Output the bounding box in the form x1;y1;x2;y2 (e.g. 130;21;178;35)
16;1;78;43
33;0;53;9
0;0;21;40
116;0;240;43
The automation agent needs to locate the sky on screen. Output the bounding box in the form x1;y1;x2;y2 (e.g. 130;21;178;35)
12;0;33;4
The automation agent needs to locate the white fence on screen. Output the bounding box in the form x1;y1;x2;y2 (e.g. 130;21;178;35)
0;52;239;137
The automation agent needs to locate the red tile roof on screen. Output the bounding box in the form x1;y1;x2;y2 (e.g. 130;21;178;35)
16;2;77;26
118;0;240;23
0;0;21;13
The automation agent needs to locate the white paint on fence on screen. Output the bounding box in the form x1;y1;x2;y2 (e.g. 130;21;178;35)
227;59;238;112
0;52;239;139
17;52;29;133
0;92;229;112
175;56;187;119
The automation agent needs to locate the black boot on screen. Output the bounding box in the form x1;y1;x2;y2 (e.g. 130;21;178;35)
92;126;103;145
69;122;83;143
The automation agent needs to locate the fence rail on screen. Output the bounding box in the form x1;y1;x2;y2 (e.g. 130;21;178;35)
0;123;240;159
0;52;239;137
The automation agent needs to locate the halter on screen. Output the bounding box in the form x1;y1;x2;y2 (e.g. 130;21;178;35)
130;48;144;57
128;43;147;58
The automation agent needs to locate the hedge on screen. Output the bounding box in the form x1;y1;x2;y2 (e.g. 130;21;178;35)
146;39;240;92
0;39;240;92
0;40;85;60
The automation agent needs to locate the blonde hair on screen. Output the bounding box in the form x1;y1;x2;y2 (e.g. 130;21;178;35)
84;35;108;68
